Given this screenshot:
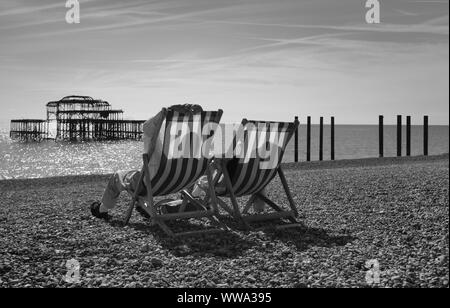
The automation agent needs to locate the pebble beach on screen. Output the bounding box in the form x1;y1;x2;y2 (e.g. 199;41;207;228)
0;154;448;288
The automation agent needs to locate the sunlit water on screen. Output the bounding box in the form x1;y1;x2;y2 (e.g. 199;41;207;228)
0;121;448;180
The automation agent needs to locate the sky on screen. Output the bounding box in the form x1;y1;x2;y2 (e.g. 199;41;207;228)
0;0;448;125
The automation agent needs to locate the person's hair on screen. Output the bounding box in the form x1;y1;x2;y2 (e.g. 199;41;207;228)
167;104;203;114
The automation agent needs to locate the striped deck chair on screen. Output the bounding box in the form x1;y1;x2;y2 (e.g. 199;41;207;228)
123;108;227;237
211;118;302;230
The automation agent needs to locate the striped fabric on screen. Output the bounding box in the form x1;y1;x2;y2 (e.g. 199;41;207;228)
148;110;222;196
222;120;297;197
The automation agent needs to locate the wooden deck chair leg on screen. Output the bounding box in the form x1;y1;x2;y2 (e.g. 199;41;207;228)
242;194;257;214
278;167;299;217
216;198;234;216
123;165;146;225
178;197;189;213
182;191;208;211
156;221;175;237
123;198;137;226
220;161;250;229
256;192;298;224
207;215;231;232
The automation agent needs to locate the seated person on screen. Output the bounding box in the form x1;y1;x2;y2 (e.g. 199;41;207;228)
90;104;202;220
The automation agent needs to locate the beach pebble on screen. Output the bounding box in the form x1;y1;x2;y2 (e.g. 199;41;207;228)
0;155;447;287
436;255;447;265
150;258;163;268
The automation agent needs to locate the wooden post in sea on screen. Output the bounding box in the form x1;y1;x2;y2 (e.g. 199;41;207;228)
319;117;323;161
294;116;299;163
307;116;311;162
379;115;384;158
424;115;429;156
406;116;411;156
397;115;402;157
331;116;335;161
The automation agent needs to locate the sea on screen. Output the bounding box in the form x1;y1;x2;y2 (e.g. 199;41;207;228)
0;120;448;180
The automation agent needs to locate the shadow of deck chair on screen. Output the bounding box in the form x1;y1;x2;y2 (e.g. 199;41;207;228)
212;118;302;230
123;108;228;237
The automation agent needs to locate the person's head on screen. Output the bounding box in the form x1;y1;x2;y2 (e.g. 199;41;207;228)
167;104;203;114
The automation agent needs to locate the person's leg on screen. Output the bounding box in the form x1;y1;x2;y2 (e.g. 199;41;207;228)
191;163;226;197
191;175;209;198
100;170;141;210
91;170;142;218
253;188;267;213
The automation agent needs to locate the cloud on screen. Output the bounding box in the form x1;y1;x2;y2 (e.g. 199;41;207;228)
393;9;419;16
0;1;64;17
1;0;242;38
197;18;449;35
0;0;448;124
0;0;170;31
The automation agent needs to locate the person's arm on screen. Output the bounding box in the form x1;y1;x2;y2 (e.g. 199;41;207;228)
143;108;166;158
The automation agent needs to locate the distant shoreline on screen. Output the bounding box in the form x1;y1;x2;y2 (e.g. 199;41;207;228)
283;153;449;171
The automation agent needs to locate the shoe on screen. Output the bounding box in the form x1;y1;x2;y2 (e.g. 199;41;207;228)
90;201;111;220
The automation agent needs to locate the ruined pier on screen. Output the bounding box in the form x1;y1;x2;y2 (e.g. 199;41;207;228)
10;96;145;142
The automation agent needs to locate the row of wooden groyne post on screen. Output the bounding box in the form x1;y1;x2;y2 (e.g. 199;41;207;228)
292;115;430;162
380;115;429;158
293;116;336;162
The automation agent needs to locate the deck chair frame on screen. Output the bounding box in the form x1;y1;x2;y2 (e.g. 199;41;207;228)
123;109;228;237
211;118;302;230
